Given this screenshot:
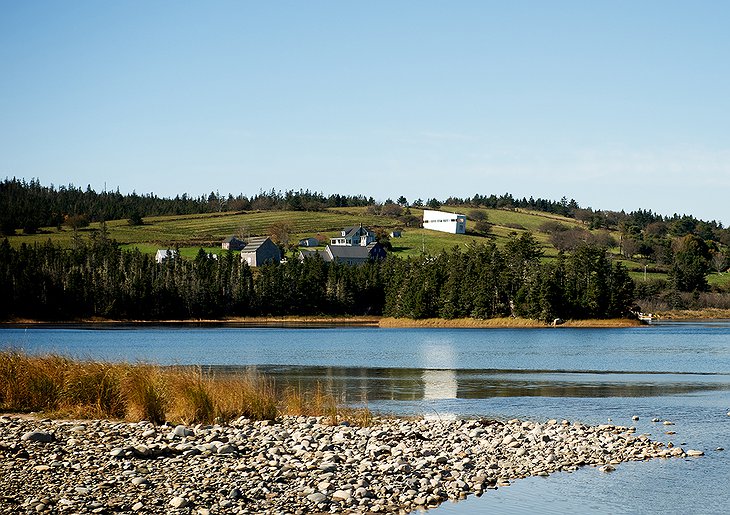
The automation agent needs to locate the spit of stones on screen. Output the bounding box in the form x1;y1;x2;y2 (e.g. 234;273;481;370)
0;414;703;514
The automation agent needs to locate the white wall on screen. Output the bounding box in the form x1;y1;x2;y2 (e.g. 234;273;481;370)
422;210;466;234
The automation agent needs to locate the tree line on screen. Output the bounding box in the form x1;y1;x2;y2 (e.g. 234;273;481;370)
0;178;375;235
0;232;636;322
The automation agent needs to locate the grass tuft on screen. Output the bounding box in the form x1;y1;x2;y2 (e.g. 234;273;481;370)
122;364;168;424
61;361;125;419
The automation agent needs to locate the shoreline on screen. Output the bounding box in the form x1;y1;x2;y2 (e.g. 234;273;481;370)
4;310;729;329
0;413;696;514
1;315;644;329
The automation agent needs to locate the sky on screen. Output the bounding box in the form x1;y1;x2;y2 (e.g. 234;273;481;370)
1;1;729;224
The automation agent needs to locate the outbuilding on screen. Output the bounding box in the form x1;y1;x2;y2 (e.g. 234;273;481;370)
422;210;466;234
240;237;281;267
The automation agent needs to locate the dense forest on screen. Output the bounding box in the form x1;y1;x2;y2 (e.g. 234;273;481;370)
1;233;637;322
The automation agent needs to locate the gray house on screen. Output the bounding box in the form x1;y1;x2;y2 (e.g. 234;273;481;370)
240;237;281;267
299;242;387;266
222;235;246;251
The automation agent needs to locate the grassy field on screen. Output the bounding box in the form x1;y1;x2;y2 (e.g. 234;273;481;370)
6;209;402;248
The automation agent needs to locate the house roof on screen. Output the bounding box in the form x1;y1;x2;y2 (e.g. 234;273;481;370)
300;249;332;262
300;242;385;263
223;235;243;244
327;244;372;260
343;225;374;239
241;236;273;253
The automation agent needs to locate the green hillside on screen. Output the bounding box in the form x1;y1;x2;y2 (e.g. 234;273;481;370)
7;204;729;288
4;205;576;256
0;204;598;252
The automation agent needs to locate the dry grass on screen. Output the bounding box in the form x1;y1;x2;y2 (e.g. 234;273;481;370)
123;364;169;424
378;317;640;328
559;318;640;328
281;384;373;426
0;351;370;425
379;317;546;328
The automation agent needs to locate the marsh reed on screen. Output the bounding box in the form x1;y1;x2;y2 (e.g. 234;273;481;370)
0;350;370;425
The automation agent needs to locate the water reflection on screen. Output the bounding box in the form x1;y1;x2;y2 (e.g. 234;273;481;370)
422;370;458;400
203;365;730;404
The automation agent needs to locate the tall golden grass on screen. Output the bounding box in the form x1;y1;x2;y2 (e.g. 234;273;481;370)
0;350;369;425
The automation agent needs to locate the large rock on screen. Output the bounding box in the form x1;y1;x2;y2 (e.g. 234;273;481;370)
173;425;194;437
21;431;53;443
169;496;188;508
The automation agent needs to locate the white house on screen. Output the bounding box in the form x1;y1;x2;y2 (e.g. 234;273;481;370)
330;224;377;246
422;210;466;234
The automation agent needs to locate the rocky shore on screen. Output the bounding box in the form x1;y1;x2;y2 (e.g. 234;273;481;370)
0;414;700;514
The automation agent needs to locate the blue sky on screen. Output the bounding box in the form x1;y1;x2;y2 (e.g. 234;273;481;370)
2;1;729;224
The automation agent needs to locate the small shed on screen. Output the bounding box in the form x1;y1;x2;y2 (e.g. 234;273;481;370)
298;237;320;247
222;236;246;251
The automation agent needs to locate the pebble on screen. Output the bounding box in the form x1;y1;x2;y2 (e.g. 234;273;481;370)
170;496;188;508
0;414;693;514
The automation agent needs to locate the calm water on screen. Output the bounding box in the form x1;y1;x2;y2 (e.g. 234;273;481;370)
2;322;729;514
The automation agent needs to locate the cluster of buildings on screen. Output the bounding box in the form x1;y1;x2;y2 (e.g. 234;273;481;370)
299;225;387;265
156;208;468;266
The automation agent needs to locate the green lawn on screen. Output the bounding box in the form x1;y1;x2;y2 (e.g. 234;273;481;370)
388;228;490;258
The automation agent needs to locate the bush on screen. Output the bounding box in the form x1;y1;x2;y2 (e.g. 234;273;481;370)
475;220;492;234
128;212;145;226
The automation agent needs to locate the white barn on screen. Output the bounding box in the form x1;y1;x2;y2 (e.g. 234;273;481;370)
422;210;466;234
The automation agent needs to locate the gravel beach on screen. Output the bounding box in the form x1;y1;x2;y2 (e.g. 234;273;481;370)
0;414;696;514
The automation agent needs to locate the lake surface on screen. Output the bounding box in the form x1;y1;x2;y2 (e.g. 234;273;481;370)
2;322;729;514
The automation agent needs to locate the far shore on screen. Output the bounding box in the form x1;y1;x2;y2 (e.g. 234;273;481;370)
0;315;650;328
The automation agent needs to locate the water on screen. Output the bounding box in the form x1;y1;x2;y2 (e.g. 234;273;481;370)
2;322;730;514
